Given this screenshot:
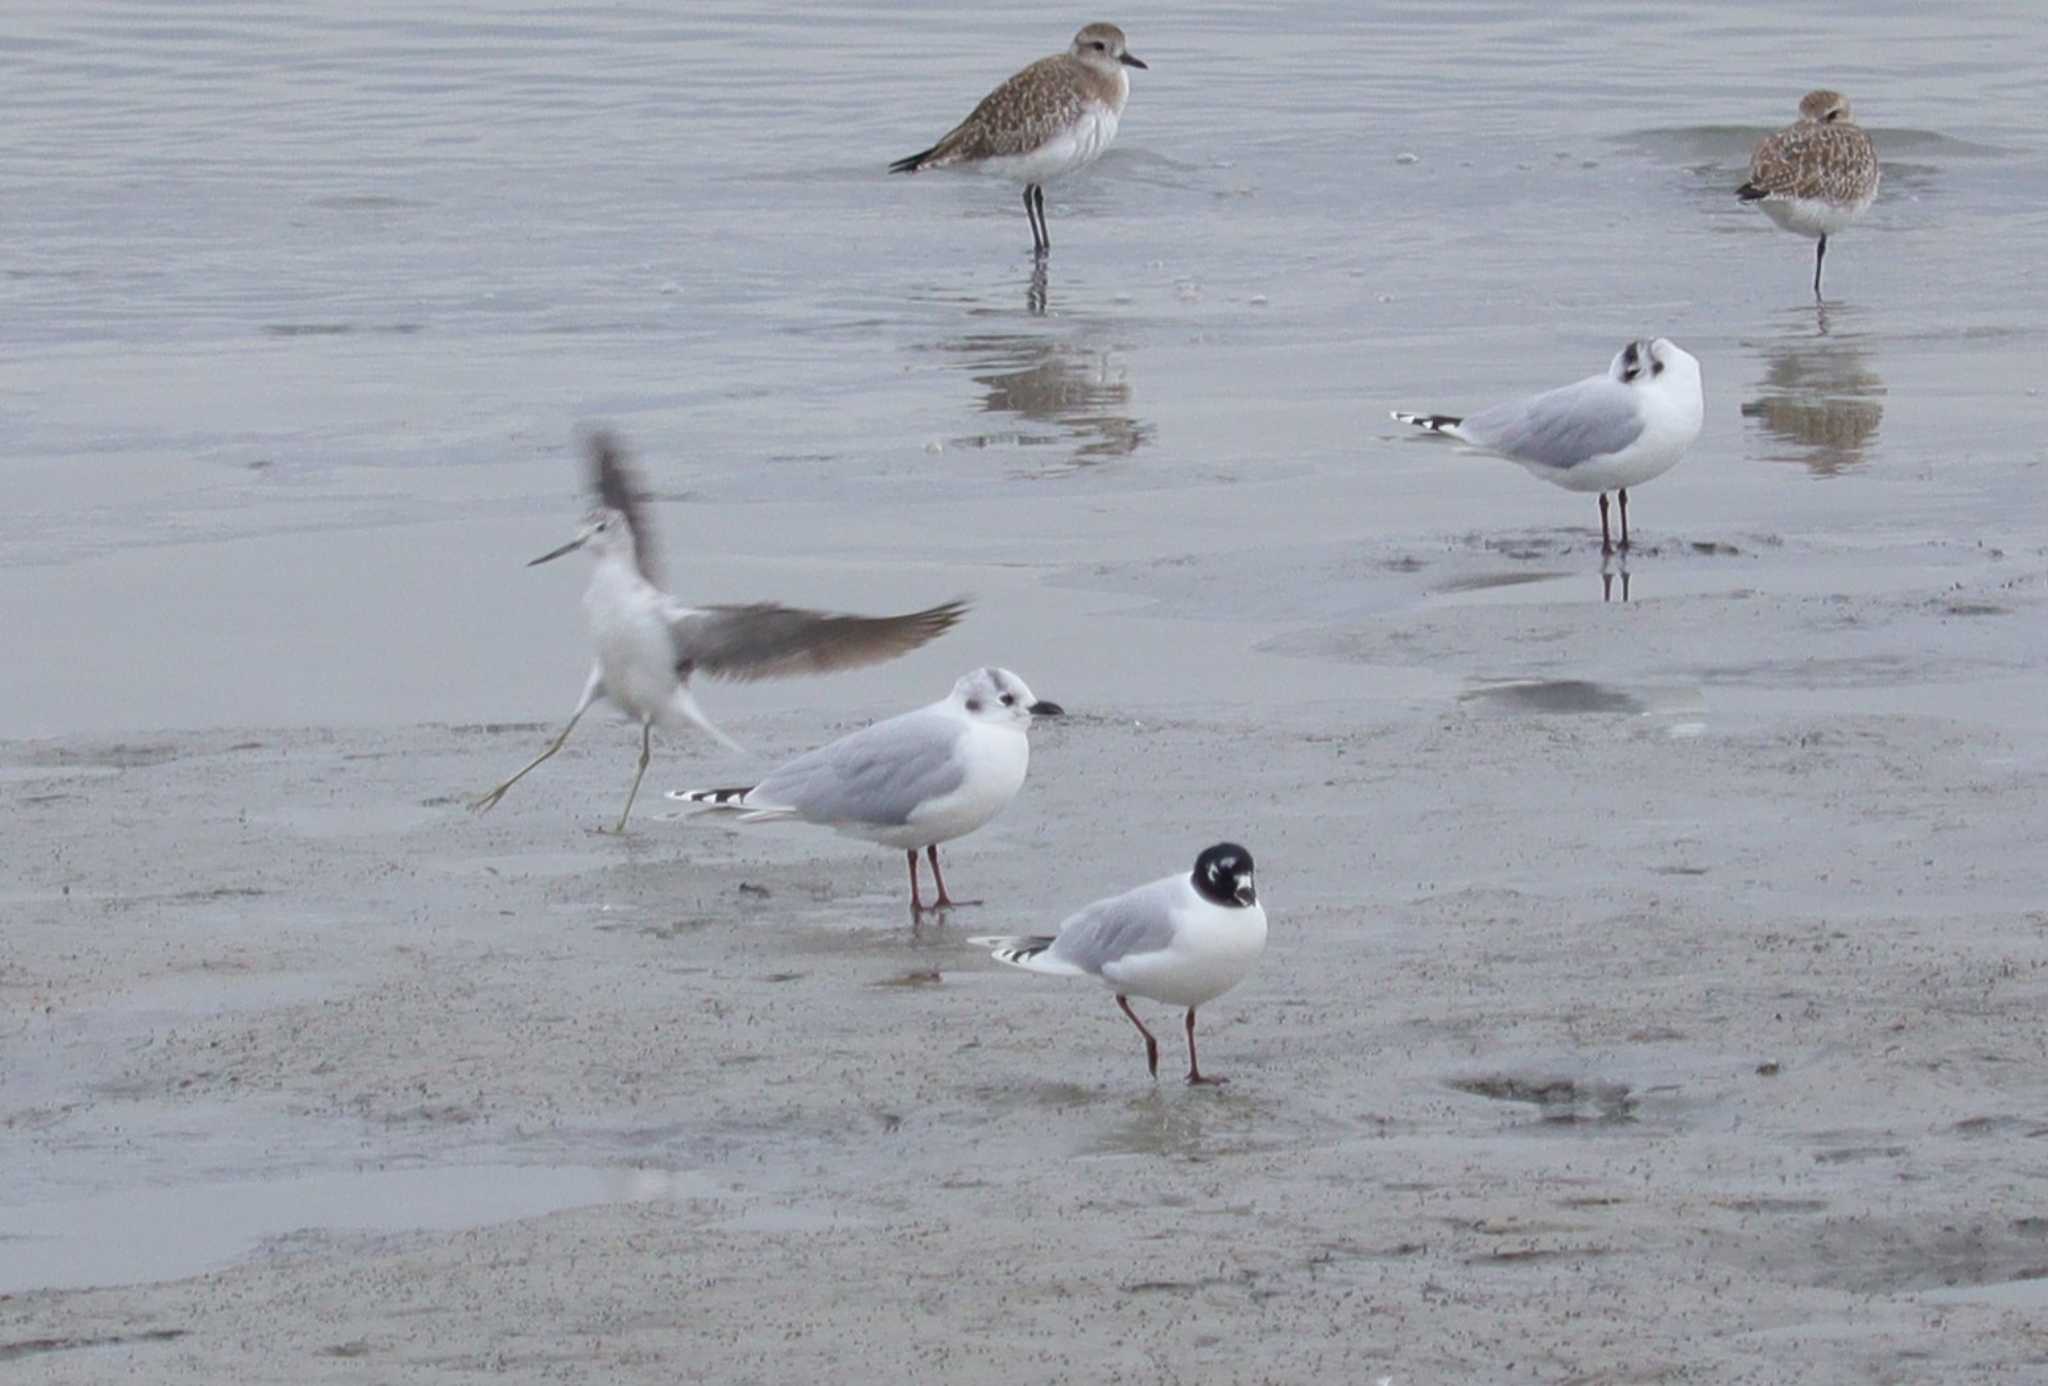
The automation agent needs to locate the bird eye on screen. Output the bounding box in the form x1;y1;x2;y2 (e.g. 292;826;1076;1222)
999;692;1016;706
1092;41;1105;49
966;698;983;713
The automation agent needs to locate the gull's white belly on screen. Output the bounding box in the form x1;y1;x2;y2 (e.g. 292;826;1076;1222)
1101;905;1268;1010
981;104;1120;185
843;723;1029;851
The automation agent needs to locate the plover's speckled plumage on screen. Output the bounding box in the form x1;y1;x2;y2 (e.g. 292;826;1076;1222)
1737;90;1880;300
889;22;1145;256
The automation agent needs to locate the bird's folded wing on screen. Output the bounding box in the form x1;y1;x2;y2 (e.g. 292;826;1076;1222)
751;711;968;826
1049;880;1183;975
1746;125;1873;201
666;598;968;682
1459;378;1644;470
929;58;1092;163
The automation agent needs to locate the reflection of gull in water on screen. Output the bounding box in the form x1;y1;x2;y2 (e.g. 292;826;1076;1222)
1739;332;1885;476
942;331;1153;465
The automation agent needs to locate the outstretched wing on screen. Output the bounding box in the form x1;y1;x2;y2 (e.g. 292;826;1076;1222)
666;598;969;683
585;430;661;586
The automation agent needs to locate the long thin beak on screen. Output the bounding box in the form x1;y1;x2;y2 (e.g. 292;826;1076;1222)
1028;700;1064;717
1234;880;1257;907
527;536;585;566
1120;53;1147;69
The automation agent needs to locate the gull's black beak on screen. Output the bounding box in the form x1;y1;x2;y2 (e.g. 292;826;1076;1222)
1028;700;1064;717
527;536;585;566
1120;53;1147;69
1233;878;1257;907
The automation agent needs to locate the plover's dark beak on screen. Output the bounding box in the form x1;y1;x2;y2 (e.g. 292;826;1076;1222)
1028;700;1064;717
1233;879;1257;907
527;536;585;566
1120;53;1147;69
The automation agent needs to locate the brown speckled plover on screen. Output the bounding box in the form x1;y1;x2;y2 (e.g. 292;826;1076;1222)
1737;90;1881;301
472;434;967;833
1393;339;1706;556
889;23;1146;256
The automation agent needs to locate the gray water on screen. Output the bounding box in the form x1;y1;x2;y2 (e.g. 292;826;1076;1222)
3;0;2044;736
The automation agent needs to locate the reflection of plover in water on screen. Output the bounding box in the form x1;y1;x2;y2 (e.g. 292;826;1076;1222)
889;23;1146;257
1392;339;1705;555
1737;90;1880;301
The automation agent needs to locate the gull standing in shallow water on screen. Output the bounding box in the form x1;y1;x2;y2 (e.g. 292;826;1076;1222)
1392;338;1705;555
889;23;1145;256
472;434;968;833
972;844;1266;1085
1737;90;1880;301
669;668;1061;916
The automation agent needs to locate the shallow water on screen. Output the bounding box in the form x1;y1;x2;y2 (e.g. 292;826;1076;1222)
3;0;2045;735
4;0;2048;1314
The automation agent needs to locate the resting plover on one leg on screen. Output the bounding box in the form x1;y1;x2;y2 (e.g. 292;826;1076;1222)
1737;90;1880;301
889;23;1145;257
1392;339;1705;556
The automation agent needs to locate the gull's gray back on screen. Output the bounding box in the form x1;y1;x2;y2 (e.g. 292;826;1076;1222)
1052;875;1185;976
753;707;968;826
1460;375;1645;471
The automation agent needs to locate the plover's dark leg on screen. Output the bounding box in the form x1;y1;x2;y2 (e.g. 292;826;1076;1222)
1023;184;1048;255
1117;995;1160;1079
1184;1008;1227;1086
1813;235;1828;301
1618;488;1631;550
1598;492;1614;556
925;844;981;909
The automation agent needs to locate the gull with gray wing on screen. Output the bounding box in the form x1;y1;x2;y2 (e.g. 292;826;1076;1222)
670;668;1060;916
1392;338;1704;554
472;433;967;832
973;844;1266;1085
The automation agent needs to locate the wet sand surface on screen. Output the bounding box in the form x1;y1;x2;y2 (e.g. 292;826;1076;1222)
7;0;2048;1380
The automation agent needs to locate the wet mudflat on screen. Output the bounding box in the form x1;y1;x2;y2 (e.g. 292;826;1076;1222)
6;0;2048;1379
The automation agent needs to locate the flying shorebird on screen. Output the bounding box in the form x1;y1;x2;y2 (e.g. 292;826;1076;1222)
972;844;1267;1085
1392;338;1705;555
669;668;1061;916
1737;90;1881;301
472;434;968;833
889;23;1146;256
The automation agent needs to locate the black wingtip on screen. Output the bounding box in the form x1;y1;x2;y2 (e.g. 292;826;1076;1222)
888;147;935;175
